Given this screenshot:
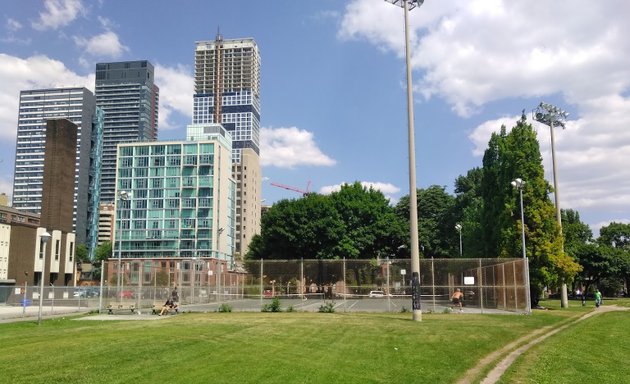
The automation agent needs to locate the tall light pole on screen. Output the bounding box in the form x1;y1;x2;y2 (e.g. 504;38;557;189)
533;102;569;308
511;179;526;259
455;224;462;257
37;231;51;325
384;0;424;322
117;190;131;301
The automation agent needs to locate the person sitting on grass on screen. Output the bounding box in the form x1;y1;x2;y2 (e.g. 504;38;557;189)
159;298;174;316
451;288;464;311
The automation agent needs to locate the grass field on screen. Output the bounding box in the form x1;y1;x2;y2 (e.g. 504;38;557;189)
1;299;628;384
499;298;630;384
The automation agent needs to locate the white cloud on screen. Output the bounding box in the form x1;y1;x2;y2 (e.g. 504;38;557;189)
32;0;85;31
6;18;23;32
74;31;128;58
154;64;193;130
342;0;630;227
260;126;336;169
320;181;400;202
0;54;93;142
340;0;630;116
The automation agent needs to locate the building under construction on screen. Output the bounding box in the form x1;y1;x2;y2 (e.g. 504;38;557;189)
193;34;262;259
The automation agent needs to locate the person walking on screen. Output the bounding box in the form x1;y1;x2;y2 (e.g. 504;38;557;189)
594;289;603;308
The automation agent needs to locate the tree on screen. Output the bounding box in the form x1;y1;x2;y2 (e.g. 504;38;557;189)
247;193;345;260
479;115;581;307
395;185;457;258
454;168;485;257
75;244;89;263
246;183;406;261
95;241;113;263
598;222;630;294
330;182;407;259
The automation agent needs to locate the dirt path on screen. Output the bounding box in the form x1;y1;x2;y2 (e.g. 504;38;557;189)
456;305;629;384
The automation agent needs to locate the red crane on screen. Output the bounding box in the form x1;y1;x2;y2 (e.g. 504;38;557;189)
270;181;312;196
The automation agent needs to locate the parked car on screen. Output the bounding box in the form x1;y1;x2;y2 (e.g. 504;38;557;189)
368;290;385;298
119;290;135;299
73;287;100;298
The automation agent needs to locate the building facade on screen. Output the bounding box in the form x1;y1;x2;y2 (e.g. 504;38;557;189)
193;35;262;257
95;60;159;204
113;124;235;265
12;88;96;245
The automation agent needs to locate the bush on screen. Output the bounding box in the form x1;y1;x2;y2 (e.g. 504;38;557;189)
218;303;232;313
286;305;295;312
318;301;335;313
261;297;282;312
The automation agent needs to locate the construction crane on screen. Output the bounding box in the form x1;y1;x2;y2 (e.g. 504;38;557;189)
270;181;311;196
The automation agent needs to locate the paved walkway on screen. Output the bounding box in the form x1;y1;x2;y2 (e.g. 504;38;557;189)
457;305;630;384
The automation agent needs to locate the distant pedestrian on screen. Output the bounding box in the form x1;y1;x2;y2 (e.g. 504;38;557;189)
594;289;602;307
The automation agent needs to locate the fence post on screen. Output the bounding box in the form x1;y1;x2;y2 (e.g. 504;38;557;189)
431;258;436;313
343;257;347;312
479;258;484;314
98;261;104;314
259;258;263;307
300;258;304;301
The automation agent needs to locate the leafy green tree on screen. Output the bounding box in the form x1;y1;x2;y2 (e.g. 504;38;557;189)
395;185;457;258
95;241;113;262
479;115;581;307
330;182;407;259
247;193;344;259
597;222;630;294
453;168;485;257
75;243;89;263
247;183;406;261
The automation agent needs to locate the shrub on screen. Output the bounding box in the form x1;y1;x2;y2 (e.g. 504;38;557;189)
318;301;335;313
261;297;282;312
218;303;232;313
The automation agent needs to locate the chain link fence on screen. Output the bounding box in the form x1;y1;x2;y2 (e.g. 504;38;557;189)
2;257;530;315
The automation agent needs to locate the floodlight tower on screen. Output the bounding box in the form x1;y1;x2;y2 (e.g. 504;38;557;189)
384;0;424;321
533;102;569;308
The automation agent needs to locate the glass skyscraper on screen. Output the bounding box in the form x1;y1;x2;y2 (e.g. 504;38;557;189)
95;60;159;204
114;124;235;262
12;87;98;245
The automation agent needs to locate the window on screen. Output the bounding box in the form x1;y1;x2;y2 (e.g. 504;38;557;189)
55;240;60;261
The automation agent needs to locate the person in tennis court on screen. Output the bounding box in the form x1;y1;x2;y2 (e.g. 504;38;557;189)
451;288;464;311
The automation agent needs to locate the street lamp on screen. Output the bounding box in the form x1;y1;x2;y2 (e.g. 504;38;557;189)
37;231;51;325
511;178;526;259
511;178;532;313
384;0;424;322
117;190;131;301
533;102;569;308
455;224;462;257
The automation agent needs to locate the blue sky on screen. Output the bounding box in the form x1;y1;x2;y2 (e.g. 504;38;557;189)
1;0;629;235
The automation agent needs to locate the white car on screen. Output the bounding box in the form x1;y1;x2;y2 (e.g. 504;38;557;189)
368;290;385;298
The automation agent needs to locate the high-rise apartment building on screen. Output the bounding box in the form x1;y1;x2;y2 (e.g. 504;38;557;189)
12;87;97;245
95;60;159;204
113;124;235;263
193;34;262;257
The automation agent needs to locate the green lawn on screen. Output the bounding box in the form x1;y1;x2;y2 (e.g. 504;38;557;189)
499;298;630;384
0;300;625;384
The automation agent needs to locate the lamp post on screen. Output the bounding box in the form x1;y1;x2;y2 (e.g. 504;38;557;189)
384;0;424;322
455;224;462;257
117;190;131;301
37;231;52;325
511;178;526;259
533;102;569;308
511;178;531;313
